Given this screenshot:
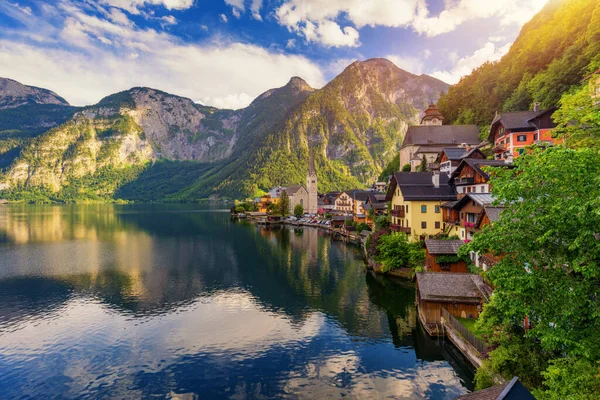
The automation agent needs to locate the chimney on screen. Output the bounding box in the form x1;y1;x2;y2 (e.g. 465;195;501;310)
432;172;440;188
533;102;540;112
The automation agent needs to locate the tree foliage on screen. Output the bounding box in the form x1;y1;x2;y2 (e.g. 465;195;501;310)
294;203;304;217
375;232;425;273
553;83;600;148
278;190;290;216
464;147;600;398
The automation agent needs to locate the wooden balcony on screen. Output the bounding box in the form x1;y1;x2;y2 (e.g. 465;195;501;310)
390;224;411;235
391;209;405;218
456;177;475;185
493;143;507;153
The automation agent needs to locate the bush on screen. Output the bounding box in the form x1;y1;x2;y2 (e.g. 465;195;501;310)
402;163;411;172
374;215;390;230
356;222;370;233
375;232;425;273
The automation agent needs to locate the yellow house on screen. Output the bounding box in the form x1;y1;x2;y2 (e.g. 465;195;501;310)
255;195;280;213
385;172;457;242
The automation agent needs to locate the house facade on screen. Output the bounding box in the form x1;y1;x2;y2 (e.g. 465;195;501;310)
385;172;457;241
489;107;560;162
438;147;485;176
334;192;353;214
450;159;507;197
424;240;468;273
285;185;308;214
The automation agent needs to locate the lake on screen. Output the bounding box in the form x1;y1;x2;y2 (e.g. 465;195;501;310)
0;204;474;399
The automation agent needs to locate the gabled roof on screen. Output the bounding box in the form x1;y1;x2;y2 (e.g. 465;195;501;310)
425;239;463;255
475;206;507;228
489;108;557;139
452;193;495;210
416;272;493;303
415;146;446;155
402;125;480;148
441;147;469;160
366;193;387;204
285;184;306;195
343;190;375;202
385;172;456;202
450;159;509;183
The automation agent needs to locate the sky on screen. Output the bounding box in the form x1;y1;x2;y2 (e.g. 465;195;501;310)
0;0;549;109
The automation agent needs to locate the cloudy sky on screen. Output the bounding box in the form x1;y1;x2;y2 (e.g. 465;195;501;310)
0;0;549;109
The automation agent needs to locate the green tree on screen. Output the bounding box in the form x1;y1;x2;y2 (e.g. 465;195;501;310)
418;157;428;172
278;190;290;216
374;215;390;231
463;147;600;398
376;232;425;272
401;163;411;172
553;83;600;148
294;203;304;217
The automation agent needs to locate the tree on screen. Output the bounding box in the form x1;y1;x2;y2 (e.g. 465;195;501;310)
375;232;425;272
418;157;428;172
374;215;390;231
278;190;290;216
553;83;600;148
401;163;411;172
294;203;304;217
463;147;600;397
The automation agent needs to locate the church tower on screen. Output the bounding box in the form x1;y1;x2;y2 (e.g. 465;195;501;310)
420;103;444;126
306;152;318;214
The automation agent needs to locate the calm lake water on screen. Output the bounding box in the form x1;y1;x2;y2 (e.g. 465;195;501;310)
0;204;474;399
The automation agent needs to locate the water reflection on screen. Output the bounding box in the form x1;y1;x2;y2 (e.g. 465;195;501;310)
0;204;473;399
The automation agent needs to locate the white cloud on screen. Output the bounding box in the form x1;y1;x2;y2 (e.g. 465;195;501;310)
386;55;425;75
286;38;296;49
160;15;177;25
8;1;32;16
250;0;263;20
99;0;195;14
0;2;326;109
231;7;241;19
275;0;548;47
219;13;228;23
430;42;512;84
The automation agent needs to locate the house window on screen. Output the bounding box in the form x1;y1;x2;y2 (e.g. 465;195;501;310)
421;221;427;229
421;205;427;213
499;127;505;135
435;221;440;229
517;135;527;142
533;133;538;141
462;230;465;238
435;205;440;213
518;148;525;155
406;205;409;213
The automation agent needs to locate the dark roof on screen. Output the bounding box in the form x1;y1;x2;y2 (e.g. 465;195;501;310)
344;190;375;202
415;146;446;155
367;193;387;203
416;272;493;303
367;203;386;210
490;108;557;133
451;159;509;182
402;125;480;148
456;377;536;400
425;239;463;255
386;172;457;202
441;200;459;208
441;147;469;160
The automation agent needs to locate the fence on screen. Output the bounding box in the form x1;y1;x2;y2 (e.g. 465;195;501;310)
441;307;487;354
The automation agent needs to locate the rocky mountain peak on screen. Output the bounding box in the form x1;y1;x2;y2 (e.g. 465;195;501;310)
285;76;313;92
0;77;70;109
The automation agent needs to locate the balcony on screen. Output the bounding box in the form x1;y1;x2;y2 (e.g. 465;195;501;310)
391;209;405;218
444;218;460;225
390;225;411;235
337;202;351;207
456;176;475;185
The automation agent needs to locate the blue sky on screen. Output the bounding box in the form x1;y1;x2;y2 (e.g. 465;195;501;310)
0;0;548;109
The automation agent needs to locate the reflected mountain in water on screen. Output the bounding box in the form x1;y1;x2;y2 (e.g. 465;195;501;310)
0;204;473;399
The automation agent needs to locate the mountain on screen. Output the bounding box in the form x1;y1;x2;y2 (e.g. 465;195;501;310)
438;0;600;127
0;58;448;202
0;78;69;109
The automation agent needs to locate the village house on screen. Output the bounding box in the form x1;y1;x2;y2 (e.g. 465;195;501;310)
372;181;387;192
489;106;560;162
399;104;481;171
437;147;485;176
453;193;495;242
469;206;507;271
285;185;308;214
424;239;468;273
450;159;508;196
318;192;339;214
385;172;457;241
333;191;353;214
415;272;492;328
364;193;387;227
255;194;280;213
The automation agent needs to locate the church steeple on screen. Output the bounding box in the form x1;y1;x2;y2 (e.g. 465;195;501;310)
306;151;318;214
420;103;444;126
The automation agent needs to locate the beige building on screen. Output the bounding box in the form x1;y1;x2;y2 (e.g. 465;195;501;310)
399;104;480;171
286;185;308;214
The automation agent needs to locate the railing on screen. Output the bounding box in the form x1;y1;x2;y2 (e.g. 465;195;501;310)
457;177;475;184
337;202;351;207
441;308;487;354
391;209;405;217
390;224;400;232
399;227;411;235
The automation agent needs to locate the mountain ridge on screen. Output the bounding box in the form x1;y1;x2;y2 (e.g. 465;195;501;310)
0;58;449;202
